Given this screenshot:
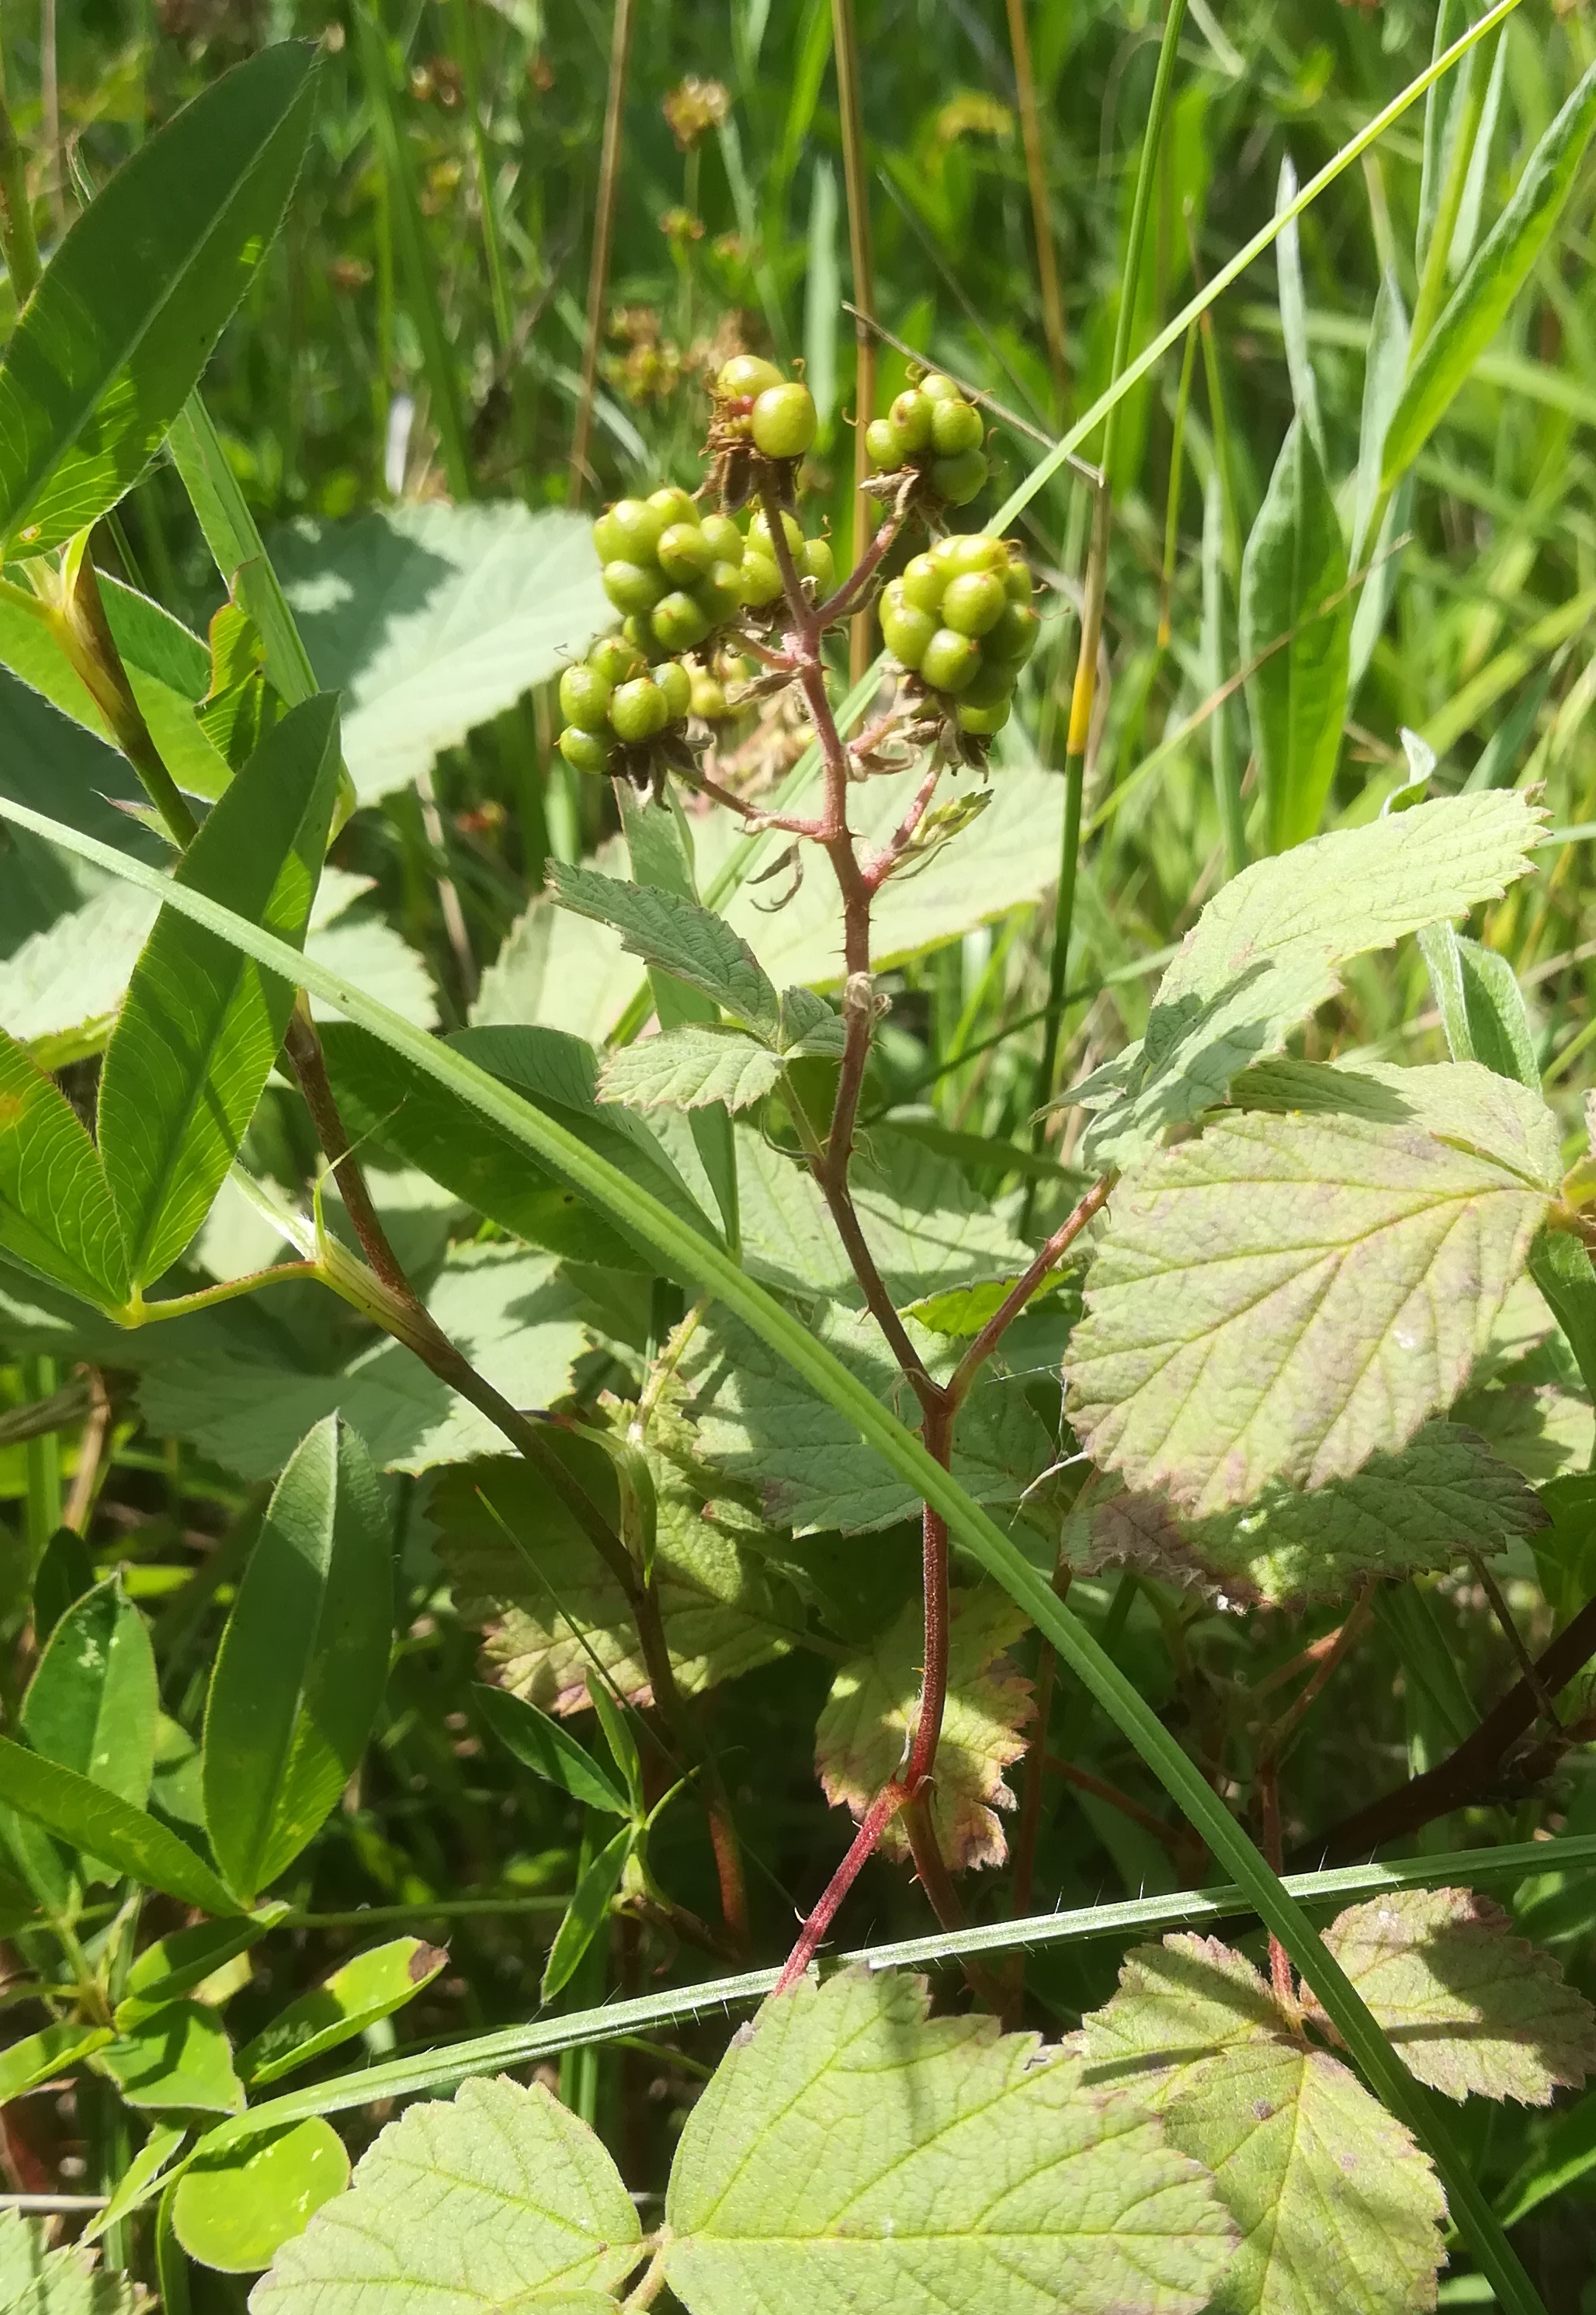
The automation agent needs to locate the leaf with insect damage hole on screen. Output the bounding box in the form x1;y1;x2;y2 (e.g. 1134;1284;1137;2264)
251;2074;641;2315
431;1437;800;1716
1070;1421;1546;1607
598;1025;784;1114
548;863;781;1041
0;2210;144;2315
814;1586;1032;1872
663;1965;1237;2315
1072;792;1545;1171
1082;1936;1446;2315
1066;1102;1554;1518
1299;1888;1596;2105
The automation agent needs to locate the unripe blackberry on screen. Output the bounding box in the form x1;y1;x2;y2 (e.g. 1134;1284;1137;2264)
690;672;729;720
930;398;984;456
863;370;989;509
609;677;670;744
984;600;1041;665
654;658;692;721
890;531;1036;748
800;536;834;593
941;571;1007;637
559;725;612;776
652;591;713;651
595;497;666;564
699;512;744;564
738;554;782;609
889;389;935;455
657;522;715;582
866;418;900;468
647;485;699;526
880;581;937;671
751;381;817;460
589;634;647;685
602;560;667;616
920;628;981;693
900;554;945;614
716;354;784;401
955;696;1011;737
930;449;987;507
559;664;611;732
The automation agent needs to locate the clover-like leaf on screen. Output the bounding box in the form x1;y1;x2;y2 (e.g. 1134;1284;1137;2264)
664;1966;1237;2315
598;1025;783;1114
1300;1888;1596;2105
815;1588;1033;1872
1074;791;1544;1169
251;2075;642;2315
1072;1421;1546;1607
1082;1937;1446;2315
1067;1104;1553;1516
0;2209;143;2315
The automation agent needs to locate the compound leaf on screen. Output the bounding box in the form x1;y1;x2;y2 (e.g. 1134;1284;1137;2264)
202;1414;393;1904
549;863;781;1041
1239;418;1351;855
1074;1421;1546;1607
815;1588;1033;1872
1075;791;1544;1171
1301;1889;1596;2105
598;1025;783;1114
0;45;317;558
1067;1105;1553;1516
0;1027;127;1308
0;2209;141;2315
664;1966;1237;2315
1082;1937;1445;2315
97;693;342;1288
252;2074;642;2315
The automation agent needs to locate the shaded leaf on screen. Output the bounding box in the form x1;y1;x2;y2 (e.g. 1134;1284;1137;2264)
550;863;782;1041
175;2120;350;2275
0;2020;113;2104
1239;418;1351;854
1082;1936;1445;2315
0;1027;127;1307
1230;1056;1561;1186
815;1588;1033;1871
252;2075;642;2315
1067;1105;1553;1516
1074;1421;1546;1608
664;1966;1237;2315
118;1909;286;2029
474;1686;630;1816
0;1734;240;1914
203;1414;393;1903
0;46;317;557
1300;1888;1596;2105
273;505;612;803
599;1025;782;1114
22;1574;157;1810
98;2000;243;2114
541;1824;633;2004
237;1938;447;2089
1075;791;1544;1171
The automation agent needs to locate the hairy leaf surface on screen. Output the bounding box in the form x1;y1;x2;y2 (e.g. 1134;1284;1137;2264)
550;864;782;1039
599;1024;784;1113
0;2210;141;2315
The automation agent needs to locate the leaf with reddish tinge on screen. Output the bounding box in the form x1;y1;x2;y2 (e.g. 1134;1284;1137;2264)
814;1588;1032;1871
1302;1888;1596;2105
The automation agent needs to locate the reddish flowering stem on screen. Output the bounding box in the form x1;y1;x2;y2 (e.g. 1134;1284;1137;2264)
774;1783;910;1994
947;1173;1115;1405
863;758;943;890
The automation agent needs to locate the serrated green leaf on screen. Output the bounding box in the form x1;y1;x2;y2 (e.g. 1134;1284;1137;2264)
0;2210;142;2315
475;1686;631;1816
0;1026;127;1307
0;2020;113;2103
775;984;846;1055
238;1938;448;2089
434;1439;796;1715
550;862;781;1040
0;1733;240;1913
99;1999;242;2114
816;1588;1033;1871
22;1574;158;1813
683;1302;1056;1535
203;1414;393;1904
0;46;317;557
664;1966;1237;2315
97;693;341;1287
1082;1936;1446;2315
1076;791;1544;1170
1068;1105;1553;1515
252;2075;643;2315
141;1243;598;1480
599;1025;783;1114
1239;418;1351;854
272;505;611;803
1074;1421;1546;1607
175;2119;350;2275
1382;57;1596;489
1231;1057;1563;1187
1300;1888;1596;2105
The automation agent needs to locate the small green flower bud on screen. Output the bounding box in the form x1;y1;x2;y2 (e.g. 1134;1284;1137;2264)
603;559;667;615
651;590;713;651
920;626;981;693
559;724;612;776
865;417;902;470
599;497;667;564
716;354;784;400
655;658;692;721
900;554;945;614
930;397;984;456
589;633;647;685
751;381;817;460
889;389;935;455
931;449;988;506
559;663;612;731
738;553;784;609
699;512;744;564
984;601;1041;665
941;570;1007;638
657;521;715;582
609;676;669;744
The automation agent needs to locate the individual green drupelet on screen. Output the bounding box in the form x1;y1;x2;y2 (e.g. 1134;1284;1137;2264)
556;633;692;778
865;370;989;507
879;532;1039;736
737;505;835;615
594;487;746;657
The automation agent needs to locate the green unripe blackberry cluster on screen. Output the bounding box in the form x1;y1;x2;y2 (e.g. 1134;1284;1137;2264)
596;487;747;655
557;633;693;779
880;532;1039;736
737;505;835;614
865;371;989;508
